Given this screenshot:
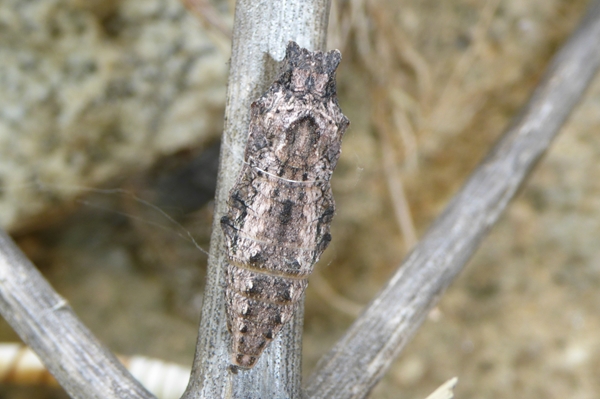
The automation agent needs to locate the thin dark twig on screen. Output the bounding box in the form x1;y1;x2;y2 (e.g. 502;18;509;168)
305;1;600;397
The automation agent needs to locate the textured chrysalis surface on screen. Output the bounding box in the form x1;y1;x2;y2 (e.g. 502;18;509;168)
221;41;349;369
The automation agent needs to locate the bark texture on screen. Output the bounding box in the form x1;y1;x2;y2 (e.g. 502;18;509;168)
221;42;348;369
183;1;331;398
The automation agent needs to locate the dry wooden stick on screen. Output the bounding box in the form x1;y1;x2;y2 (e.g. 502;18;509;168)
182;1;331;398
304;0;600;397
0;230;155;399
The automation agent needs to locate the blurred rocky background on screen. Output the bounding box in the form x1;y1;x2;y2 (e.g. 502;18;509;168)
0;0;228;232
2;0;600;398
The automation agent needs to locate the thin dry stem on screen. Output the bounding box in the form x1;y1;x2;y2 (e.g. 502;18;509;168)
305;1;600;396
180;0;232;38
310;271;364;318
429;0;502;131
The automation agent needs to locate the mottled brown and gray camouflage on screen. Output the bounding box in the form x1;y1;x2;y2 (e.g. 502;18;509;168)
221;41;349;369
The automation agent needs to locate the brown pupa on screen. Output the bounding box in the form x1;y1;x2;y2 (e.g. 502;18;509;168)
221;41;349;369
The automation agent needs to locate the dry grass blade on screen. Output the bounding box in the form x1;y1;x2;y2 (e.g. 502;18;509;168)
423;377;458;399
180;0;232;39
310;271;364;318
376;122;418;251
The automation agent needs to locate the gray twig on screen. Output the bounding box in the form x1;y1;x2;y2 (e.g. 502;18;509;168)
182;1;331;398
0;230;155;399
304;0;600;397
